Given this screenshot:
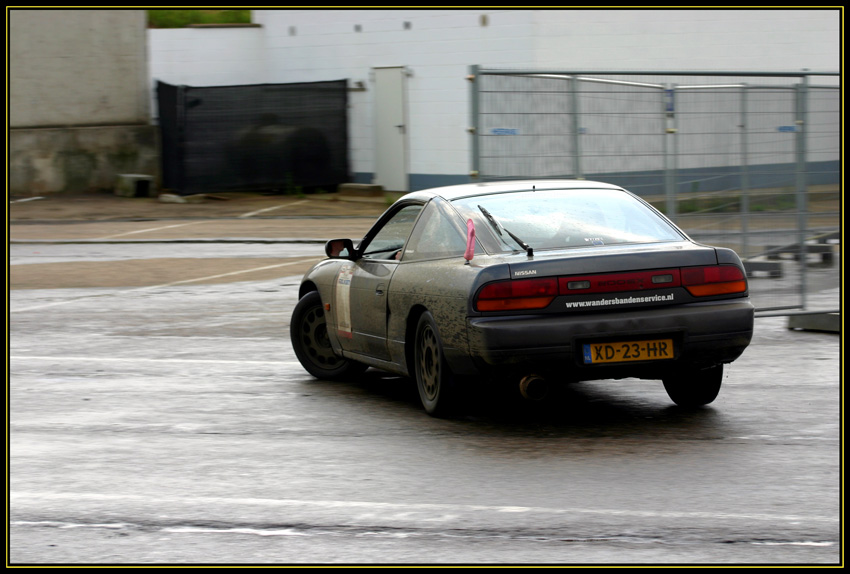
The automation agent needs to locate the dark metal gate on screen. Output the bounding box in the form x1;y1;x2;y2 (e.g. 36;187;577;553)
156;79;349;195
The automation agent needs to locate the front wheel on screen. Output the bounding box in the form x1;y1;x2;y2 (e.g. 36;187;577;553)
663;364;723;407
414;312;459;416
290;291;367;381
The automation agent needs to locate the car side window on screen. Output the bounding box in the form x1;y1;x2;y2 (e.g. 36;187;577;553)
360;204;424;260
403;200;467;261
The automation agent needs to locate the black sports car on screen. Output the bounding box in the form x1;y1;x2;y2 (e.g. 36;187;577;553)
291;180;754;415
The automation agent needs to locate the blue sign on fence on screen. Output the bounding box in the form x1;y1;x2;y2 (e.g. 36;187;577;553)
491;128;519;135
777;125;797;133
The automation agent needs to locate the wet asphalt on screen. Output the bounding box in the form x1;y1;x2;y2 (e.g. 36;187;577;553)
8;190;842;565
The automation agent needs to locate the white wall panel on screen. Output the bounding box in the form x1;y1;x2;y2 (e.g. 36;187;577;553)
147;9;839;187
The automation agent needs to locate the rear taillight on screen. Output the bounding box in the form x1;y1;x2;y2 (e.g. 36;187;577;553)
476;265;746;312
681;265;747;297
476;277;558;311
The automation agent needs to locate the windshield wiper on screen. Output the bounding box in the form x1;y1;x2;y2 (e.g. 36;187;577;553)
477;205;534;257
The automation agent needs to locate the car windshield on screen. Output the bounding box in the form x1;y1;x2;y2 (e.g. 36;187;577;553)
453;188;683;253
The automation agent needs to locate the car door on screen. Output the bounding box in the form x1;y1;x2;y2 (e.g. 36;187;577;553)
340;202;424;360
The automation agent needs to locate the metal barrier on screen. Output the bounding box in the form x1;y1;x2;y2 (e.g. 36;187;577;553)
468;68;840;313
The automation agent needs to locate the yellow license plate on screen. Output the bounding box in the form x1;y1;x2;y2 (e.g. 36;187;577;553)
583;339;674;364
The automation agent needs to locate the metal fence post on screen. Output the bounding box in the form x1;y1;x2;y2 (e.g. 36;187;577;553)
570;76;582;179
664;86;677;221
468;65;480;180
740;85;750;259
795;78;809;309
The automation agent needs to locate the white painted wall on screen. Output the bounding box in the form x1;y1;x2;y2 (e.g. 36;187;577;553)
148;26;266;88
532;9;840;72
147;9;840;189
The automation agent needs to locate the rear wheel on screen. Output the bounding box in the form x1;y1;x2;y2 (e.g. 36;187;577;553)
290;291;367;381
663;364;723;407
414;312;459;416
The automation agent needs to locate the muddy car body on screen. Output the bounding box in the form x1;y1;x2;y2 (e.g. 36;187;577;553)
291;180;754;415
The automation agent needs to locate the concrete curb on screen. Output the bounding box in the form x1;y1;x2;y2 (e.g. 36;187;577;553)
10;238;328;245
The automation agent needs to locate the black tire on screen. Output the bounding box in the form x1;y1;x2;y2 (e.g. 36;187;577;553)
290;291;367;381
663;364;723;407
413;311;459;416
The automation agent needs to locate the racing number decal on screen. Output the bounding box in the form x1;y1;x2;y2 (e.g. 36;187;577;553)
335;264;354;338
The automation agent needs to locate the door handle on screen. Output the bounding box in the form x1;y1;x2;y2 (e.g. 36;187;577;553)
376;283;386;296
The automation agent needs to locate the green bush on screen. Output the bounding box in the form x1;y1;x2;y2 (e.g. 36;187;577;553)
148;10;251;28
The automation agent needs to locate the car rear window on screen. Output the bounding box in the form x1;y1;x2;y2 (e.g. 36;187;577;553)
452;188;683;253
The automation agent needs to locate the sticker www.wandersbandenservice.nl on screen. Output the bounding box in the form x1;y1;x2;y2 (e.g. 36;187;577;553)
565;293;674;309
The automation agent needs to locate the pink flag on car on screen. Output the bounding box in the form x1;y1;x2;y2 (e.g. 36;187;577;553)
464;219;476;262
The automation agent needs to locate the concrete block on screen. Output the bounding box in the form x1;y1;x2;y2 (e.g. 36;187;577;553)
158;193;206;204
787;313;840;333
744;260;783;278
115;174;155;198
766;244;835;265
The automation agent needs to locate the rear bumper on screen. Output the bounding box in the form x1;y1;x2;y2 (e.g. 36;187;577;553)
460;298;754;378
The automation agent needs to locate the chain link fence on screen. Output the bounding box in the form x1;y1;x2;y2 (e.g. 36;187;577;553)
469;68;840;314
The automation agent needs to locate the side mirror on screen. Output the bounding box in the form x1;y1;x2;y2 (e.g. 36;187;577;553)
325;238;357;260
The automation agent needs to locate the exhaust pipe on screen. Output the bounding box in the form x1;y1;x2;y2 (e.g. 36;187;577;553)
519;374;548;401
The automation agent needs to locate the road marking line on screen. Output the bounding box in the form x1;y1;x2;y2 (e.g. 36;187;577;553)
88;197;311;238
138;258;322;289
239;199;309;218
10;196;46;203
8;492;839;524
97;221;211;239
10;258;322;313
